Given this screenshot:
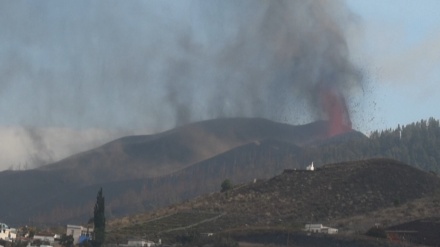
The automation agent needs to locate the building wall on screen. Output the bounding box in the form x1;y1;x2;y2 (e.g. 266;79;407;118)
305;224;323;229
0;229;16;241
304;224;338;234
66;225;93;245
33;235;55;244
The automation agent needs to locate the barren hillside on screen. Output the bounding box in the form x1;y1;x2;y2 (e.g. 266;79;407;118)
109;158;440;242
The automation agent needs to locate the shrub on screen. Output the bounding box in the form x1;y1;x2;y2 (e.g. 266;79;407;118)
366;226;387;239
221;179;233;192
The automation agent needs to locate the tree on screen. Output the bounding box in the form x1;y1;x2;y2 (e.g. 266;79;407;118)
59;234;74;247
366;226;387;239
93;188;105;247
221;179;233;192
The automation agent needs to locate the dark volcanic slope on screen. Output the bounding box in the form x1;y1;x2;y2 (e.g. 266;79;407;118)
37;118;331;185
160;159;440;233
1;118;349;225
24;139;307;225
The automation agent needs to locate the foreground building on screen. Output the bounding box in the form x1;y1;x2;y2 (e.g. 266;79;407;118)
0;223;16;242
304;224;338;234
66;225;93;245
386;217;440;246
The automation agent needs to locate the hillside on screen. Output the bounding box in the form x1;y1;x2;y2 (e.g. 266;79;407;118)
0;118;345;225
23;139;317;224
37;118;331;184
108;158;440;243
1;117;439;227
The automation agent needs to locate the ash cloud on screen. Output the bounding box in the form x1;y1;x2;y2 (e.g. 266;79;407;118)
161;0;362;126
0;127;133;171
22;127;54;167
0;0;363;169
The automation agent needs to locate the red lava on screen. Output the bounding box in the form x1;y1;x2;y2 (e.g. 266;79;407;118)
320;87;352;137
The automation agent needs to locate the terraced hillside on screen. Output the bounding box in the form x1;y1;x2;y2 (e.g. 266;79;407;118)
108;158;440;242
116;211;222;237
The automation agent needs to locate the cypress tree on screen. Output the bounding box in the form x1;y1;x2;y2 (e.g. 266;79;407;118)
93;188;105;247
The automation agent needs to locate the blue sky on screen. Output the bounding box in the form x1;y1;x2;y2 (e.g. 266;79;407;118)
346;0;440;133
0;0;439;170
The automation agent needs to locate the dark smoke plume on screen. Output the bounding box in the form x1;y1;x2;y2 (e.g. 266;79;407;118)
0;0;363;168
161;0;363;135
23;127;54;167
0;0;362;130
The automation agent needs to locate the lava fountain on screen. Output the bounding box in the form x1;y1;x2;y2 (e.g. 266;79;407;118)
320;86;352;137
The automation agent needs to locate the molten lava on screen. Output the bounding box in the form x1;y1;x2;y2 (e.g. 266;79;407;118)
320;88;352;137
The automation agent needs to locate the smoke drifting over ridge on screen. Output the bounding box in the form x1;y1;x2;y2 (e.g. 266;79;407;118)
164;0;362;129
0;0;363;169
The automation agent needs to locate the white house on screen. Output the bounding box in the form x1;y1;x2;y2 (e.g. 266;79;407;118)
0;223;16;242
306;162;315;171
66;225;93;245
304;224;338;234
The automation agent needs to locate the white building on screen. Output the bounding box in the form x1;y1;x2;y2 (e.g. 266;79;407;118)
304;224;338;234
66;225;93;245
0;223;16;242
306;162;315;171
125;239;155;247
33;233;56;244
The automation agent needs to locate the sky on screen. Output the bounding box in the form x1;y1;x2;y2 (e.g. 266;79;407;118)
346;0;440;132
0;0;439;170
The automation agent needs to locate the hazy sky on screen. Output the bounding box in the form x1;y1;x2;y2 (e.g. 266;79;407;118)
347;0;440;132
0;0;439;170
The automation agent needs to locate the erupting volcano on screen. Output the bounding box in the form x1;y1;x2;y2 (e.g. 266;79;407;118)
320;87;352;137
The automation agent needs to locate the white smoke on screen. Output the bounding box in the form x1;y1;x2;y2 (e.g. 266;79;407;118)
0;127;135;170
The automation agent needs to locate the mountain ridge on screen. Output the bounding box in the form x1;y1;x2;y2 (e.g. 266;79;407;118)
2;117;412;227
36;118;336;182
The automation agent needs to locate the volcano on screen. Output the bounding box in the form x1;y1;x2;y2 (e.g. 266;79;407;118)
0;118;365;225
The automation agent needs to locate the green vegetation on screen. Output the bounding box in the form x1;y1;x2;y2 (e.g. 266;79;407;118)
368;118;440;172
221;179;233;192
59;234;74;247
302;117;440;173
93;188;106;247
